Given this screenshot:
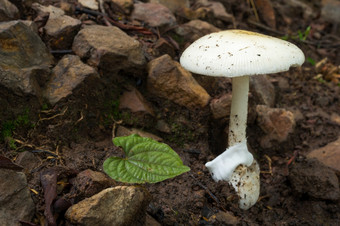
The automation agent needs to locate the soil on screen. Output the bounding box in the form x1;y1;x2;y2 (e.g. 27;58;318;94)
1;0;340;225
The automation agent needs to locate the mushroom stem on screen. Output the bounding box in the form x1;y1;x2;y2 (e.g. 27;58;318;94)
228;75;249;146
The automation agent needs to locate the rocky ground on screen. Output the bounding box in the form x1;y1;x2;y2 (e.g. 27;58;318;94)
0;0;340;225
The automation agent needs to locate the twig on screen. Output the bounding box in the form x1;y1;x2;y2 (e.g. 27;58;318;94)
38;107;68;122
247;0;260;23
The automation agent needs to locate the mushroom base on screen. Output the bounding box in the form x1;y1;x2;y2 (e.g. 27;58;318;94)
205;142;260;210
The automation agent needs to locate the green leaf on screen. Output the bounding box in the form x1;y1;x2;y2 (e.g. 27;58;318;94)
104;134;190;183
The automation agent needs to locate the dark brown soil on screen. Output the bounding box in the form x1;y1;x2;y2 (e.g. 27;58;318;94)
1;0;340;225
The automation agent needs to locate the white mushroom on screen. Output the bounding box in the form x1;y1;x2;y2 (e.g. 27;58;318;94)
180;29;305;210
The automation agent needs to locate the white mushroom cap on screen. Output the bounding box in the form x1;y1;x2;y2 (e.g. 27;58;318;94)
180;29;305;77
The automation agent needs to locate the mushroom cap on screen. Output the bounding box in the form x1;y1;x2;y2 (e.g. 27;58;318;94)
180;29;305;77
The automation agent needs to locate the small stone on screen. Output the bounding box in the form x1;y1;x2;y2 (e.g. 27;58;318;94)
153;37;176;58
250;74;275;107
307;137;340;173
43;15;81;49
0;21;53;96
111;0;134;14
175;19;220;43
115;126;163;142
288;158;340;201
72;25;145;74
147;54;211;110
321;0;340;23
131;2;176;28
145;213;161;226
31;3;65;19
209;93;232;119
70;169;115;199
0;169;35;226
203;1;234;23
43;55;99;105
15;151;40;173
256;105;295;148
156;120;171;134
214;211;239;225
0;0;19;22
79;0;99;10
149;0;190;13
119;87;154;116
65;186;150;225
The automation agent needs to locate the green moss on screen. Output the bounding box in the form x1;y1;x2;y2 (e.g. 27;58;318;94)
0;108;34;148
166;122;196;147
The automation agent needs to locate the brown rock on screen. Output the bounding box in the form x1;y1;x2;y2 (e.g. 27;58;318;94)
119;87;154;116
79;0;98;10
43;54;99;105
43;15;81;49
214;211;239;225
65;186;150;226
70;169;115;199
111;0;134;14
321;0;340;24
250;74;275;107
175;19;220;43
149;0;190;13
307;137;340;173
0;169;35;226
0;21;53;96
210;93;232;119
31;3;65;19
256;105;295;148
131;2;176;28
0;0;19;22
147;54;211;110
153;38;176;58
115;126;163;142
288;158;340;201
72;25;145;74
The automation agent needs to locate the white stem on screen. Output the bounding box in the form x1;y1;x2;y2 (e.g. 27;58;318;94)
228;76;249;146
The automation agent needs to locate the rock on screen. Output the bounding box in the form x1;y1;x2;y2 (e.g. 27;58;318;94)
288;158;340;201
0;169;35;226
307;137;340;173
145;213;161;226
65;186;150;226
131;3;176;28
0;21;54;97
115;126;163;142
209;93;232;119
152;37;176;58
119;87;155;116
175;19;221;43
149;0;190;13
43;15;81;49
254;0;276;28
0;0;19;22
31;3;65;19
201;0;234;23
79;0;99;10
15;151;40;173
70;169;115;200
72;25;145;74
43;54;99;105
250;75;275;107
273;0;315;21
156;120;171;134
147;54;211;110
214;211;239;225
111;0;134;14
321;0;340;24
256;105;295;148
